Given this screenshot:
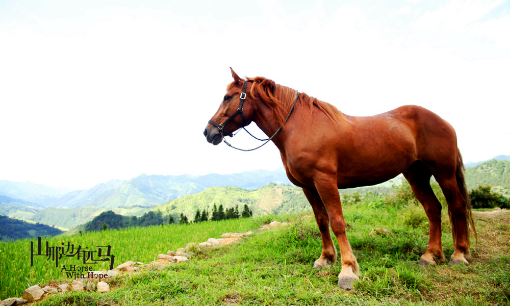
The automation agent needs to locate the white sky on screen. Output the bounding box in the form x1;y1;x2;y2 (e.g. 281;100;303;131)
0;0;509;190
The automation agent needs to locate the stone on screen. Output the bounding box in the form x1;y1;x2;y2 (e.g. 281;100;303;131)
199;242;212;248
116;261;135;271
125;265;141;271
172;256;189;263
0;298;16;306
222;232;244;238
57;283;69;293
22;285;45;302
15;298;27;306
136;262;143;265
0;298;27;306
42;286;58;294
244;231;254;236
167;250;176;256
158;254;172;259
71;280;84;292
176;248;186;256
107;269;120;277
207;238;221;246
182;253;191;258
269;221;282;228
220;238;240;245
97;281;110;293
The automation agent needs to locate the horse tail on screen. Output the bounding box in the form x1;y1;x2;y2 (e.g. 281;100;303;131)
450;148;477;248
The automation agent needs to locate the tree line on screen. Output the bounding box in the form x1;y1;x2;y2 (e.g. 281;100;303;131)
176;204;253;224
84;204;254;232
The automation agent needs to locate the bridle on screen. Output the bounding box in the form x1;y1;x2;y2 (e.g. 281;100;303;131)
208;80;300;152
208;81;249;138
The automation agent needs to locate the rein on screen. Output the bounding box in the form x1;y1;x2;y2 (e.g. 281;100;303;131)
208;80;299;152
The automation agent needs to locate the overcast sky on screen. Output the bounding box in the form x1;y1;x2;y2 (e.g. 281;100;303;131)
1;0;509;190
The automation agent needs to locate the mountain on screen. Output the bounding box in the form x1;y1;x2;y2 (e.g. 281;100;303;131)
465;155;510;168
465;159;510;197
48;179;127;208
52;169;292;210
0;215;63;241
0;180;72;207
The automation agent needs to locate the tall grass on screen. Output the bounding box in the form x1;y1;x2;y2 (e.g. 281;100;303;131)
0;218;258;298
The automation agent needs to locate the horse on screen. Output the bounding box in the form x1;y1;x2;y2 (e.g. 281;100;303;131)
203;68;476;289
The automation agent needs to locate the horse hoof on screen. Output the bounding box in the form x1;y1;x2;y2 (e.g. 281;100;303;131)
419;258;436;267
448;258;468;266
338;276;358;290
314;258;332;268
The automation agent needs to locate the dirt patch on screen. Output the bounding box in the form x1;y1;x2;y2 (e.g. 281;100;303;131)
473;208;510;222
222;294;240;305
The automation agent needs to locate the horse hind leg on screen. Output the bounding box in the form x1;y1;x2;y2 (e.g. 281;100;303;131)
303;187;337;268
434;174;472;266
403;161;446;266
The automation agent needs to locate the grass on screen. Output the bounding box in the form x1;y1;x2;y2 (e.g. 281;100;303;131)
0;218;258;299
22;193;510;306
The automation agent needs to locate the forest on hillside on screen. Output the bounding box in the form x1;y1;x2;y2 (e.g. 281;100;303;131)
0;215;62;241
465;159;510;196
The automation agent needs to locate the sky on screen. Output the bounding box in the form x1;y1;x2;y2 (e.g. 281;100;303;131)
0;0;509;190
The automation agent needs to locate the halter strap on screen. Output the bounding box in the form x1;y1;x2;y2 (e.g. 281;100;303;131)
224;91;300;151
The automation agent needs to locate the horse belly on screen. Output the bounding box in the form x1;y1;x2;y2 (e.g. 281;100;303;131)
335;120;416;188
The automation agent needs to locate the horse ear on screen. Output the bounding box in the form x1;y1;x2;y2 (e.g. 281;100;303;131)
230;67;242;84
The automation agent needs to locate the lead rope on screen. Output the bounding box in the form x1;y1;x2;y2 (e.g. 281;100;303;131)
224;92;300;151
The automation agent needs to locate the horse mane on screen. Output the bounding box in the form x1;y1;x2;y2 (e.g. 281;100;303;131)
241;76;349;126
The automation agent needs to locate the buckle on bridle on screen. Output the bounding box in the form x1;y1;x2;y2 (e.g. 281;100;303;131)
239;92;246;100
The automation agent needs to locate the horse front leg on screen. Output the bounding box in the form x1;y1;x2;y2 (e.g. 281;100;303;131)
303;187;337;268
314;174;360;289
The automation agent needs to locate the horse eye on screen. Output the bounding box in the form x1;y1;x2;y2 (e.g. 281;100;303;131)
224;95;232;101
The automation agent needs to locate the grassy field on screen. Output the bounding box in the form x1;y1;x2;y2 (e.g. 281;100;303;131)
16;189;509;305
0;218;259;299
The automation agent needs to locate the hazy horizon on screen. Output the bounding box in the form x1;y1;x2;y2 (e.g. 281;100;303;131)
1;0;509;190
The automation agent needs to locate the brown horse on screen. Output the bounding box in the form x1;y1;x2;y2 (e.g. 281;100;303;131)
204;68;476;289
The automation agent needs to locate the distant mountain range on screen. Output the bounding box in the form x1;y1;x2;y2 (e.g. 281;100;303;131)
0;169;292;210
1;155;508;232
465;155;510;168
0;168;292;229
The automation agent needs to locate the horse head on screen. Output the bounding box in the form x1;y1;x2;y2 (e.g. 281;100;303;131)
204;68;253;145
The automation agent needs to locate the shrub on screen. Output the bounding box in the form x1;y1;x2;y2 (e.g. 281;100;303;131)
401;200;428;229
469;185;510;209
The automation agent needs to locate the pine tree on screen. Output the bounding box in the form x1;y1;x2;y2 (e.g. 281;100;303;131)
242;204;252;218
234;205;240;219
218;204;226;220
169;215;175;224
194;209;201;223
102;223;108;231
212;204;218;221
201;209;208;222
225;207;234;219
179;213;186;224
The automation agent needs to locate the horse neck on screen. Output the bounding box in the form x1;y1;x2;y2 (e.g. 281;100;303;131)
250;96;302;151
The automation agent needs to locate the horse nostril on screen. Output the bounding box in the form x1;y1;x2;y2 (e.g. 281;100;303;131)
203;128;208;137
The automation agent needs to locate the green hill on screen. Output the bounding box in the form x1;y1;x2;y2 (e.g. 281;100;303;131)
152;183;309;219
27;205;156;229
0;215;63;241
151;183;393;220
465;159;510;197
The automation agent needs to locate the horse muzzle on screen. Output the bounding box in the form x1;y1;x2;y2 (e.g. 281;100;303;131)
204;126;223;145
